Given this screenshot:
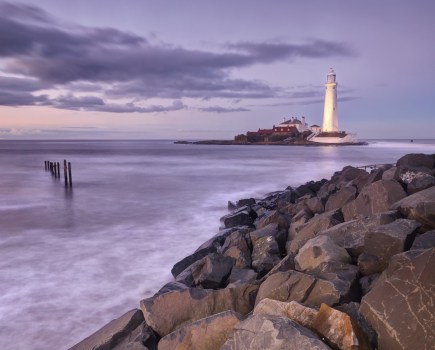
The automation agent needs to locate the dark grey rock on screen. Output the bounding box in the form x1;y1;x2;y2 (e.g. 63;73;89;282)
360;248;435;350
395;153;435;170
221;314;331;350
222;230;252;269
223;209;257;228
359;274;380;296
364;219;421;270
227;268;257;286
194;227;245;252
411;230;435;250
171;245;218;278
357;252;382;276
69;309;152;350
407;174;435;195
251;236;281;277
318;210;401;257
391;186;435;230
250;223;287;253
382;166;396;181
255;209;291;231
237;198;256;208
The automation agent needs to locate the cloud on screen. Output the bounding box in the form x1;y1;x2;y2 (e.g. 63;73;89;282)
0;1;355;111
198;106;251;113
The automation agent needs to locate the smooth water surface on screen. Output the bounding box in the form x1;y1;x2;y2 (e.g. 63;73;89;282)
0;139;434;349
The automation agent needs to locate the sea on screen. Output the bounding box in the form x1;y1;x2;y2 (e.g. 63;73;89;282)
0;139;434;350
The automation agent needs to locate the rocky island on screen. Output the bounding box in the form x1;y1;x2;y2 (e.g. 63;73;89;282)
71;153;435;350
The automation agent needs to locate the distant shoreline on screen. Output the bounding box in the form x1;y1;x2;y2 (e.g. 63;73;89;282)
174;140;369;146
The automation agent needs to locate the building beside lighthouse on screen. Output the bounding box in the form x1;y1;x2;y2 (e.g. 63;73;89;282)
311;68;358;144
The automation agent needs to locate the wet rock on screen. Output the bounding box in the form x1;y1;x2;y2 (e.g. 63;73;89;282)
140;284;258;337
221;314;331;350
342;180;407;221
195;227;248;252
411;230;435;250
175;253;235;288
294;183;316;198
224;209;257;228
312;303;372;350
318;211;401;257
357;252;382;276
364;219;421;270
325;186;357;211
391;186;435;230
69;309;152;350
295;235;351;272
287;209;344;255
253;299;318;329
158;310;243;350
360;249;435;350
251;236;281;277
228;201;237;210
227;268;257;286
406;174;435;195
255;210;291;230
171;245;218;278
237;198;256;208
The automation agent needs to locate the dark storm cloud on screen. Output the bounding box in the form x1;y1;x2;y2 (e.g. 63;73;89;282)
0;1;355;111
198;106;251;113
0;90;48;106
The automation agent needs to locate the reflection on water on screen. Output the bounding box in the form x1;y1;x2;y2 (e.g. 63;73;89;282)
0;139;434;350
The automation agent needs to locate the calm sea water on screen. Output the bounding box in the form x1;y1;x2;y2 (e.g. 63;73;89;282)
0;139;434;350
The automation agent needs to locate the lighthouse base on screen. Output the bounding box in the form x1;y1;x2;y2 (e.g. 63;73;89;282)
311;131;359;144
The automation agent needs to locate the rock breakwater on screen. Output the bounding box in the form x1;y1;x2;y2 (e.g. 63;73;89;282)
71;153;435;350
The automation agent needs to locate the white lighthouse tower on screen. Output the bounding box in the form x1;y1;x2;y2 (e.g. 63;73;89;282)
322;68;338;132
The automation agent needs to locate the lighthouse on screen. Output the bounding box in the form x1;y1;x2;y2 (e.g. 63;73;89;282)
322;68;338;132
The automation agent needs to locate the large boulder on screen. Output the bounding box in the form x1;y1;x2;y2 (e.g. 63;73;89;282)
158;310;243;350
332;166;368;187
382;167;396;181
255;264;359;307
360;249;435;350
227;268;257;286
312;304;372;350
223;208;257;228
295;235;351;272
140;284;258;337
69;309;155;350
411;230;435;250
394;153;435;184
325;186;357;211
391;186;435;230
255;210;291;230
363;219;421;270
171;245;218;278
287;209;343;255
305;196;325;214
253;299;318;329
288;208;313;240
221;314;331;350
318;211;401;257
250;223;286;251
175;253;235;288
342;180;407;221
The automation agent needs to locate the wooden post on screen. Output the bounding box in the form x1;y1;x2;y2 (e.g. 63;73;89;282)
53;162;57;176
44;161;47;170
68;162;72;187
57;162;60;177
50;162;53;174
64;160;68;186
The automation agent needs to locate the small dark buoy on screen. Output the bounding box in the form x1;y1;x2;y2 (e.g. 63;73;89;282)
410;139;414;143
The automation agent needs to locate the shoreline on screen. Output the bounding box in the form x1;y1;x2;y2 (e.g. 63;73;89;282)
175;140;369;146
71;152;435;350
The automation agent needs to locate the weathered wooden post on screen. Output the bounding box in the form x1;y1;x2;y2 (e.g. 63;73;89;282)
64;160;68;186
50;162;53;174
68;162;72;187
44;161;47;170
57;162;60;177
53;162;57;176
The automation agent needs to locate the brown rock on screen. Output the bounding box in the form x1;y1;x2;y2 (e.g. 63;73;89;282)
306;196;325;214
140;284;258;337
288;208;313;241
287;209;343;255
407;174;435;195
222;230;251;269
391;186;435;230
381;167;396;181
221;314;331;350
325;186;357;211
342;180;407;221
69;309;153;350
251;235;281;277
294;235;351;272
158;310;243;350
255;209;291;230
312;303;372;350
227;268;257;286
360;248;435;350
364;219;421;269
253;299;318;329
357;252;381;276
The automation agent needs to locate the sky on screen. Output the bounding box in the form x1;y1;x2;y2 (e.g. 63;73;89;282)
0;0;434;139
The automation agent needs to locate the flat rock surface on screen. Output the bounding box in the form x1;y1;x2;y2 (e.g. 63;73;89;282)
360;248;435;350
221;314;331;350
